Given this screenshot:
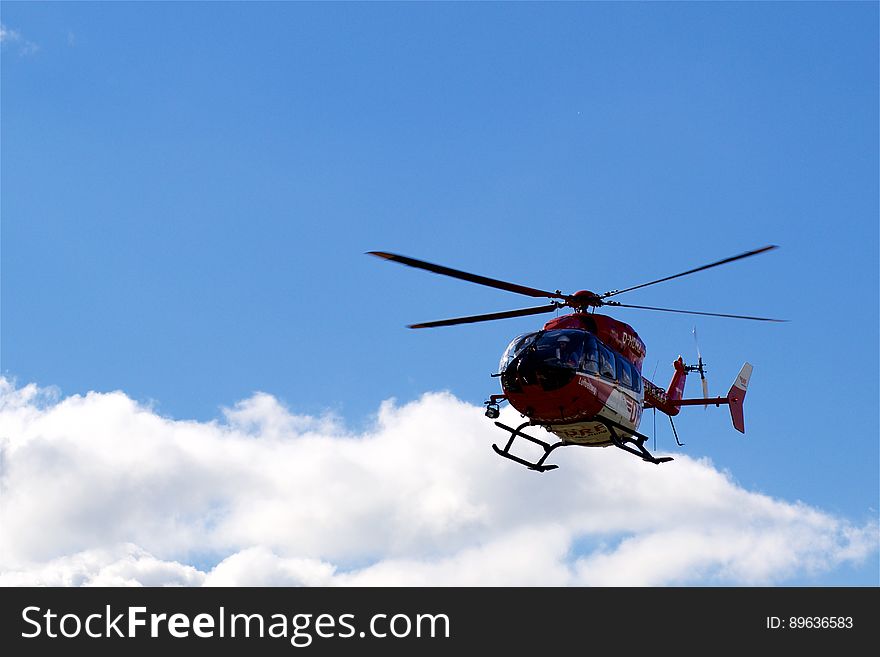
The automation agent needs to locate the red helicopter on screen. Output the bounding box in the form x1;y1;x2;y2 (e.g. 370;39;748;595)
368;246;784;471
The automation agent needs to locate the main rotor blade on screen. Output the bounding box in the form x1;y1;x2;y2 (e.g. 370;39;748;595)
409;303;561;329
368;251;567;300
605;301;787;322
601;245;778;298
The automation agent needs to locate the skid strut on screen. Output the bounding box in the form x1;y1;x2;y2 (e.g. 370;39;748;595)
599;417;674;465
492;421;565;472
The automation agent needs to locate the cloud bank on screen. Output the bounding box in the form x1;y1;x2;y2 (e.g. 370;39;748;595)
0;378;875;586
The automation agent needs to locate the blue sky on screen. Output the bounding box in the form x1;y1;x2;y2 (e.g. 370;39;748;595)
2;3;877;586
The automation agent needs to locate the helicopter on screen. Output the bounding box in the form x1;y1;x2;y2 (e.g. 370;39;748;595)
368;246;784;471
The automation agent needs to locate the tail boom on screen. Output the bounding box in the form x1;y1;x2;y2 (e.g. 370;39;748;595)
655;362;753;434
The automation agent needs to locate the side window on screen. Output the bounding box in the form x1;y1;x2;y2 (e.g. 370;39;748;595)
631;365;642;393
598;344;616;380
617;356;633;388
581;335;599;374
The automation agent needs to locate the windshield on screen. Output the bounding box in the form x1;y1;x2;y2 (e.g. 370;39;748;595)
498;332;538;373
533;330;585;370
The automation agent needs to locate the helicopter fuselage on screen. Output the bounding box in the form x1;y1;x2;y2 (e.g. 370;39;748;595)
498;313;654;447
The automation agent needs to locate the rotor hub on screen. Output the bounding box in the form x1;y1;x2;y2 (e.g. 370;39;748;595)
571;290;602;309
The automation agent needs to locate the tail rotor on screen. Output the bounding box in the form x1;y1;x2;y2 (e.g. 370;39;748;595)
688;326;709;408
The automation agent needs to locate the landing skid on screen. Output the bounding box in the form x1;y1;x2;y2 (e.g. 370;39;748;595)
491;417;672;471
492;421;565;472
600;416;674;465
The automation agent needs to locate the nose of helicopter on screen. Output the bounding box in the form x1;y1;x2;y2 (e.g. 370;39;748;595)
499;351;587;422
507;350;576;393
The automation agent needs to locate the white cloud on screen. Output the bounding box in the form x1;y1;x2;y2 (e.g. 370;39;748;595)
0;544;204;587
0;377;876;586
0;23;38;55
204;547;336;587
0;24;20;43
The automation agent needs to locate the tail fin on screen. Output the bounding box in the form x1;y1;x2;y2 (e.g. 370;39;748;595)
666;357;688;401
727;363;753;433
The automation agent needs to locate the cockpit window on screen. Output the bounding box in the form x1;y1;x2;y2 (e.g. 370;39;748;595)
498;332;537;373
534;330;585;370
